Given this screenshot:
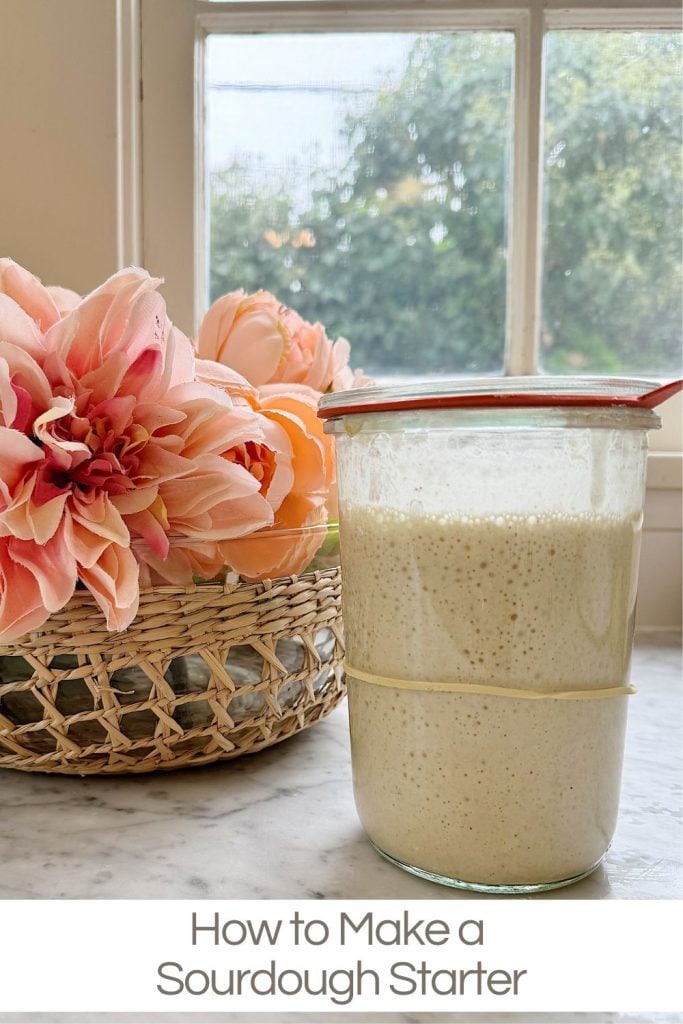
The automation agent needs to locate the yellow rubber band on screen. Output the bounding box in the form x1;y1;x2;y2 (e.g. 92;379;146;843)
344;663;637;701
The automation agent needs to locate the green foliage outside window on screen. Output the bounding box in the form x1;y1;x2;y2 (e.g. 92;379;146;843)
209;32;682;378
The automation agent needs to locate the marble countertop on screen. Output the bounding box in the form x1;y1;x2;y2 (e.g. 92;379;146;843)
0;634;680;901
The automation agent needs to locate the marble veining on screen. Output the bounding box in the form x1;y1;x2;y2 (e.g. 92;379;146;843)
0;635;680;901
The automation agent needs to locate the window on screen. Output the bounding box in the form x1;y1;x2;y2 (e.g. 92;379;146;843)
141;1;682;395
541;31;682;378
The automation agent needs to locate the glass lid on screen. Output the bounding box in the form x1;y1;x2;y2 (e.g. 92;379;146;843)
318;376;682;419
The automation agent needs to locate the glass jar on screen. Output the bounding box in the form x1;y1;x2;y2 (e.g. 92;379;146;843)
319;377;669;893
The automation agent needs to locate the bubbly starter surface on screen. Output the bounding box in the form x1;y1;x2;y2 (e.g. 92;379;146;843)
342;507;640;886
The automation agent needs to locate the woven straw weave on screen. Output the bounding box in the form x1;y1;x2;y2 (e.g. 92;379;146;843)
0;568;345;775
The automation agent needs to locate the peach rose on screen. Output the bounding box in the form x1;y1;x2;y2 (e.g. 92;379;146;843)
197;289;288;387
219;493;328;581
195;361;335;578
218;382;335;579
273;307;334;391
197;289;371;393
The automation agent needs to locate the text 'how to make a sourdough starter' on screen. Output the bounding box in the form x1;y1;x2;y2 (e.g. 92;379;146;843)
156;911;528;1005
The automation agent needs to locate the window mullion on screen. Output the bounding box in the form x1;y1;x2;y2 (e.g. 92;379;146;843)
505;4;545;376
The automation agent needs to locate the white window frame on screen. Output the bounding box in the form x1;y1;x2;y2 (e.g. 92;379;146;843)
133;0;682;462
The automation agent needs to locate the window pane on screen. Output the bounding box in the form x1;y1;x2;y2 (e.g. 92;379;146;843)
541;31;682;376
206;32;513;377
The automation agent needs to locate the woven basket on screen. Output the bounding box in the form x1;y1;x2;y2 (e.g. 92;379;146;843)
0;567;345;775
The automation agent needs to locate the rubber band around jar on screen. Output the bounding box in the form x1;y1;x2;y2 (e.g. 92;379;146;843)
343;663;637;700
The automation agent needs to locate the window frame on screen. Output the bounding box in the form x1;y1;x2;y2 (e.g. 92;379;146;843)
137;0;682;453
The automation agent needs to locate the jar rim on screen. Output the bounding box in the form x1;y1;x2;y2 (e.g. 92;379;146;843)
318;375;682;419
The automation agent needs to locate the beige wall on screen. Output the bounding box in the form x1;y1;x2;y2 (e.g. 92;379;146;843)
141;0;196;336
0;0;119;294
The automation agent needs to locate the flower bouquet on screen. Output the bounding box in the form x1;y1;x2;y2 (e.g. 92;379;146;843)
0;260;368;773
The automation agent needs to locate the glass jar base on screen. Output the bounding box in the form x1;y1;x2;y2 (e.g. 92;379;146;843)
371;842;605;894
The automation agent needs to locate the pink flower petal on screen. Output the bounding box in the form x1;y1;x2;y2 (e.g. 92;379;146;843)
133;444;194;487
68;491;130;547
256;405;326;495
0;473;68;544
258;382;320;409
275;310;333;390
85;395;137;437
0;259;60;334
171;399;264;462
76;350;130;406
220;493;327;580
104;285;166;363
78;542;140;631
46;285;81;317
258;385;334;490
0;345;52;437
135;538;224;587
46;292;111;376
134;403;187;434
190;489;273;541
9;382;32;432
198;291;287;386
165;378;233;411
0;343;55;417
0;359;19;430
63;513;111;569
33;397;90;471
124;500;170;559
160;454;261;519
8;529;77;613
110;487;164;516
0;294;46;362
54;267;159;372
0;427;44;497
159;325;196;394
195;359;258;406
196;290;243;361
117;346;163;400
253;414;294;514
0;538;51;641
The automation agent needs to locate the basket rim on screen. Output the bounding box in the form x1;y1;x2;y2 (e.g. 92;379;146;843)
0;566;342;652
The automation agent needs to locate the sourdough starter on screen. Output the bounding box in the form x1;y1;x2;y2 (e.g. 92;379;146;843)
342;506;640;887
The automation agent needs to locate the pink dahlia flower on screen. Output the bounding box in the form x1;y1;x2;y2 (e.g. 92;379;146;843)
0;261;282;639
